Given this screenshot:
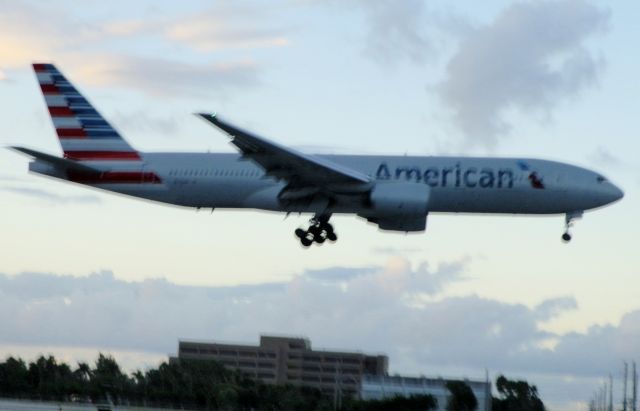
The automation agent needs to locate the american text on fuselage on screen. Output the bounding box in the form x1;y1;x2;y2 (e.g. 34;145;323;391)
375;162;516;189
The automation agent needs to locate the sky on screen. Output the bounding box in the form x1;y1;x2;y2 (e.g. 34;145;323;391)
0;0;638;409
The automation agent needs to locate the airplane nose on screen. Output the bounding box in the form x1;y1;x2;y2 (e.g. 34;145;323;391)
611;184;624;202
589;180;624;209
601;183;624;205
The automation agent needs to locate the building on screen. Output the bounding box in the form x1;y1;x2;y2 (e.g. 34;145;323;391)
361;375;492;411
177;335;388;397
177;335;491;408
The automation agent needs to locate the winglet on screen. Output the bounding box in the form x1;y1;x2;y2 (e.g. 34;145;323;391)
196;112;241;139
196;112;219;125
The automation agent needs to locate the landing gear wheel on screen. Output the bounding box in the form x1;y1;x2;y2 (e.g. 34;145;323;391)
296;228;315;247
561;211;582;244
308;225;322;237
295;228;306;239
294;214;338;246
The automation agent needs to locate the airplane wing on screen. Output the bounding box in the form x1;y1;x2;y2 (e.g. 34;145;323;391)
197;113;372;192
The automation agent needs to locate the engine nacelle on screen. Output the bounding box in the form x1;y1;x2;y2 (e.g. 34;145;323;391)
359;182;430;232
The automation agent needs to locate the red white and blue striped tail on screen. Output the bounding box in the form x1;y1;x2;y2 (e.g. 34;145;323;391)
32;63;163;186
33;63;141;163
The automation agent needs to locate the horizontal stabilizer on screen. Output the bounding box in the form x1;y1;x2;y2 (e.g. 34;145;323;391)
10;146;101;173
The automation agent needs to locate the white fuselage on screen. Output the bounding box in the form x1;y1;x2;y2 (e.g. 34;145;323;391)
31;152;623;217
24;62;624;242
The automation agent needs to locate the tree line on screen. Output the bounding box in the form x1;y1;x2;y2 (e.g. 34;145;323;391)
0;354;544;410
0;354;329;410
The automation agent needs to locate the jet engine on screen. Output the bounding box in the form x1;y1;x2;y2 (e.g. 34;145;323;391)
359;182;430;232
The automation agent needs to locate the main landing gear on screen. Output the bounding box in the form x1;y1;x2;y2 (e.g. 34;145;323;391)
295;215;337;247
562;211;583;243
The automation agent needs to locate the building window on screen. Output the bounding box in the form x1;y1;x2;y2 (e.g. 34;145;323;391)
220;350;237;356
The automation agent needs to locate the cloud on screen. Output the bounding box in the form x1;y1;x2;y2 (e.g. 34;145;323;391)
3;259;638;406
100;5;290;52
0;258;468;355
302;266;377;282
164;7;290;52
371;246;423;256
0;70;6;81
110;111;182;136
0;258;583;376
588;146;622;168
0;186;102;205
357;0;434;65
0;3;266;98
534;296;579;322
522;310;640;377
102;19;150;37
0;3;99;70
339;0;468;66
437;0;609;149
72;55;259;98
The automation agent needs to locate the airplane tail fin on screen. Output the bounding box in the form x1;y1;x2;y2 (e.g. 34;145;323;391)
32;63;141;164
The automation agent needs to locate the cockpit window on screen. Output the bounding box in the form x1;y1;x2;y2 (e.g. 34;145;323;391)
596;175;607;183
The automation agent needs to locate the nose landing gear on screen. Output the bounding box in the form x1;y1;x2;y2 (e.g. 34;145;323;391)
562;211;583;243
295;215;337;247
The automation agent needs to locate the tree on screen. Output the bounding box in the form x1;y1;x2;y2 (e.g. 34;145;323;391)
0;357;29;397
446;381;478;411
492;375;545;411
90;354;134;404
25;355;75;401
74;362;92;382
0;354;335;410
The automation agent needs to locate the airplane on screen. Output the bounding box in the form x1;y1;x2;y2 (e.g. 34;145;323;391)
12;63;623;247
